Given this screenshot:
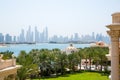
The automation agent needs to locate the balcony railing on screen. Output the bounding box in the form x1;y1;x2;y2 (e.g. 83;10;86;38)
0;59;16;70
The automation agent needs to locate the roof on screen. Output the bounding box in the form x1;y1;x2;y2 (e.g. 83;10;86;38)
64;44;78;54
112;12;120;16
91;41;108;47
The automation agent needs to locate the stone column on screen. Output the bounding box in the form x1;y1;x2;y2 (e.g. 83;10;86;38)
12;54;16;66
108;30;120;80
0;54;3;62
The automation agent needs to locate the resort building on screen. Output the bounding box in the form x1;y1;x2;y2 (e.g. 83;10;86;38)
91;41;108;47
106;12;120;80
64;44;78;54
91;41;110;70
0;54;20;80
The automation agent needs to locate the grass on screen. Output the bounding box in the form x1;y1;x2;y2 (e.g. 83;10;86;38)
33;72;109;80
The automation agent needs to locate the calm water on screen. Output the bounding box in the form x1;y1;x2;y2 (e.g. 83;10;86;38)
0;43;90;56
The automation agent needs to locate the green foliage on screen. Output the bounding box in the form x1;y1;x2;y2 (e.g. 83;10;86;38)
16;47;109;79
17;50;39;80
68;52;79;72
0;50;13;60
33;72;109;80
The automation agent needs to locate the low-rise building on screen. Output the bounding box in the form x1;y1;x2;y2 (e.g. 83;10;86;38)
64;44;78;54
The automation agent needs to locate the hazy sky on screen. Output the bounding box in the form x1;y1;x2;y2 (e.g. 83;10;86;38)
0;0;120;37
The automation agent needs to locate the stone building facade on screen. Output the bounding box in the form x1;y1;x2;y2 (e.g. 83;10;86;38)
0;54;20;80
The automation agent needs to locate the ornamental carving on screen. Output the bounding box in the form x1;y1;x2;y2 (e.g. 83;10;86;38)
107;30;120;37
107;30;120;42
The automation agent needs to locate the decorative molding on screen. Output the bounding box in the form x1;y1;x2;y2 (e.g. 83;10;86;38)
107;30;120;42
0;67;17;78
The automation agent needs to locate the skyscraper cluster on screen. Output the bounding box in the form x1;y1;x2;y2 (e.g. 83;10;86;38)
49;32;110;44
0;27;110;44
0;26;48;43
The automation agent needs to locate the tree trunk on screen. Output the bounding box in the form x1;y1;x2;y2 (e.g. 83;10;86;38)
79;58;81;70
100;58;102;72
85;58;87;70
89;58;91;71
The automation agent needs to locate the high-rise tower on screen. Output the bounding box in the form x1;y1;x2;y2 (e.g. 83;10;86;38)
26;26;33;42
35;26;39;43
0;33;4;43
19;29;25;42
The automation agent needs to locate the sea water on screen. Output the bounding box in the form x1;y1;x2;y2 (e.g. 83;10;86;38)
0;43;90;56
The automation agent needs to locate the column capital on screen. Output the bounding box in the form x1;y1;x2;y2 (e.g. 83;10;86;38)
107;30;120;42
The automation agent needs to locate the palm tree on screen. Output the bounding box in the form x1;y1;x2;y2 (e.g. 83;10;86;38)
50;48;61;76
92;47;109;71
56;52;67;75
77;48;84;70
87;47;95;71
83;47;89;70
38;49;49;76
68;52;79;72
17;67;28;80
29;49;40;64
17;50;38;80
17;50;27;65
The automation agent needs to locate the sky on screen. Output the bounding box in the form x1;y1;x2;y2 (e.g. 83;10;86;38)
0;0;120;37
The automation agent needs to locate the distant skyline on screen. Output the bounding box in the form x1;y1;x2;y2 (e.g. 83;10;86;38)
0;26;110;43
0;0;120;37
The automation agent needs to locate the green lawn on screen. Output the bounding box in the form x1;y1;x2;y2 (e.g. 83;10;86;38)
33;72;109;80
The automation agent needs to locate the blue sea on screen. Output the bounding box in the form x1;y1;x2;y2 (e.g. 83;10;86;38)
0;43;90;56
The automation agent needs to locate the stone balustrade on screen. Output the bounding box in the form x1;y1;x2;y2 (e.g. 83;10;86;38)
0;54;20;80
0;59;16;70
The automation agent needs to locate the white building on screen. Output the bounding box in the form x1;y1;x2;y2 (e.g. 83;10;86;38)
64;44;78;54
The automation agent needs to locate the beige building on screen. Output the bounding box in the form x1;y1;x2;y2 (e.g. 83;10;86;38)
0;54;20;80
91;41;108;47
106;12;120;80
64;44;78;54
